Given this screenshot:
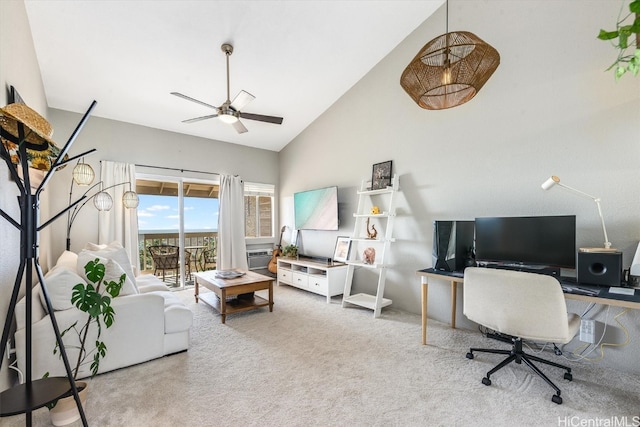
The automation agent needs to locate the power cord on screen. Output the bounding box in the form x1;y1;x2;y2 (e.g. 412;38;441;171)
562;306;630;362
6;343;24;384
581;302;597;318
553;344;563;356
573;308;629;362
473;304;629;363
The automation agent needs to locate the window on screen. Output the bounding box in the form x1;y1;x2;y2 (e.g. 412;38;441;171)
244;182;275;238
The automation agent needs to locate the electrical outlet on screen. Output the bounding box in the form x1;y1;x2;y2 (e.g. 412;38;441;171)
580;319;604;344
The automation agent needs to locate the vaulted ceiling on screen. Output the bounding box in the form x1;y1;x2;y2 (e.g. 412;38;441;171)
24;1;444;152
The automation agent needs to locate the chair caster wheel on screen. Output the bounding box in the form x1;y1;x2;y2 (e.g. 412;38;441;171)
482;377;491;386
466;352;474;359
552;394;562;404
564;372;573;381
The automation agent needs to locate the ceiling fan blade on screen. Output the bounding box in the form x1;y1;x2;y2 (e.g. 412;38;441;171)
182;114;218;124
230;90;255;111
232;119;248;134
239;112;284;125
170;92;218;110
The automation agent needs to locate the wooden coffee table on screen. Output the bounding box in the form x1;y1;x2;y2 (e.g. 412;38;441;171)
193;270;274;323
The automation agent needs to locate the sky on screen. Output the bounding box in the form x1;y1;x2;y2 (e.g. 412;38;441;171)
137;194;219;231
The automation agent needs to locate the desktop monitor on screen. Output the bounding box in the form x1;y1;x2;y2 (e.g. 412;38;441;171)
474;215;576;272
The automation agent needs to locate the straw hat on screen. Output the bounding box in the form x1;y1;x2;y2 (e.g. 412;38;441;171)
0;103;67;171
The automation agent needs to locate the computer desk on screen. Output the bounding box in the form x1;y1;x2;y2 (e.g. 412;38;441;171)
416;267;640;345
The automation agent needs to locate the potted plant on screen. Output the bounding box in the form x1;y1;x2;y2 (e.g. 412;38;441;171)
282;244;299;259
47;258;125;426
597;0;640;79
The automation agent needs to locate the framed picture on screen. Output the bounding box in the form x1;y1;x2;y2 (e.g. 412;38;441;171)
9;85;25;104
371;160;392;190
333;236;351;263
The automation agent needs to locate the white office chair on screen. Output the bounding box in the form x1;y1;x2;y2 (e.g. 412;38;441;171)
463;267;581;404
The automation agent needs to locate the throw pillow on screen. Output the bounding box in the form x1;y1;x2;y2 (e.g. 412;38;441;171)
55;250;78;270
39;265;87;311
84;242;108;251
77;251;138;296
82;241;136;289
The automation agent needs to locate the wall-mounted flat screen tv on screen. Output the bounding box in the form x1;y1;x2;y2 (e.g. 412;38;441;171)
294;186;339;230
475;215;576;269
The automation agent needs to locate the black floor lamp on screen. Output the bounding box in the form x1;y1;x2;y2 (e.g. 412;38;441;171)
66;175;139;251
0;93;96;426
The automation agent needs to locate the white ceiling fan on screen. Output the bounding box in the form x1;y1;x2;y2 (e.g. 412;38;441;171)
171;43;283;134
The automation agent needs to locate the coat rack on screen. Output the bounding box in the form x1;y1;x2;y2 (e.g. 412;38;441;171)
0;94;97;426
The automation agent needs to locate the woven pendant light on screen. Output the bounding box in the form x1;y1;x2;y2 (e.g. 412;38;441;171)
400;1;499;110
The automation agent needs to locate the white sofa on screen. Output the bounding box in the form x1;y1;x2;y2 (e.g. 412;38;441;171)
14;244;193;380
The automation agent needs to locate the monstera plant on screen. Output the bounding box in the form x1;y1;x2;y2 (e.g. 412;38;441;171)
56;258;125;379
46;258;125;426
597;0;640;79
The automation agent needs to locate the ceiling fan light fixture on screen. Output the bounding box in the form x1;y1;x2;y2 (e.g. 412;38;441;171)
171;43;283;133
218;112;238;124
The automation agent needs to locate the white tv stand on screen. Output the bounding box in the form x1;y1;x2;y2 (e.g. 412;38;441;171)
277;258;348;303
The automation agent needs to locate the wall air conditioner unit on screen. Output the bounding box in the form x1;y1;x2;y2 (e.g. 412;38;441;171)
246;249;271;270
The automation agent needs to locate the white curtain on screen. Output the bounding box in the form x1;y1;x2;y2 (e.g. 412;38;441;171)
217;174;248;271
98;161;139;274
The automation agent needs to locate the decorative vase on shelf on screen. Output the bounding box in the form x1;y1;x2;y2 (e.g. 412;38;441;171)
363;247;376;265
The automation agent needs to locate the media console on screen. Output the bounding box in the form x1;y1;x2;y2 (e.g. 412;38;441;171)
277;258;348;303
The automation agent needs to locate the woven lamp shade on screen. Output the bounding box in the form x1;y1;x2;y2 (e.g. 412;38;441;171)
72;161;95;186
123;190;139;209
93;191;113;211
400;31;500;110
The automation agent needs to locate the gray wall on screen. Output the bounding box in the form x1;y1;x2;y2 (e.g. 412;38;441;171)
278;0;640;374
46;109;279;257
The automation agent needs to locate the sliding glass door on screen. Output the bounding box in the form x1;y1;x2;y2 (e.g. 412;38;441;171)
136;175;219;289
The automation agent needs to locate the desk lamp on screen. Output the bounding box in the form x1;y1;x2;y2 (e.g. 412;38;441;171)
541;175;616;251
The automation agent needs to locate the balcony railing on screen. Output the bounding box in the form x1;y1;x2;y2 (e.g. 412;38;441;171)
139;231;217;275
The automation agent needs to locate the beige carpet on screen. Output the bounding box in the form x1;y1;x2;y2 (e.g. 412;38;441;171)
5;284;640;426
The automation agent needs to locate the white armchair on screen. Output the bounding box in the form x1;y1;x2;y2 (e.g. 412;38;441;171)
463;267;581;404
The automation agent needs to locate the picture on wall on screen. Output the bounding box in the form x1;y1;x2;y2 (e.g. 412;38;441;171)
371;160;392;190
333;236;351;263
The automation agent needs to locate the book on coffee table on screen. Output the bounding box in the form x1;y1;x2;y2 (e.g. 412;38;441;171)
214;270;246;279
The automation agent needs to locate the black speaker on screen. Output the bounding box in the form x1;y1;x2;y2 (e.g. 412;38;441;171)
433;220;475;272
577;251;622;286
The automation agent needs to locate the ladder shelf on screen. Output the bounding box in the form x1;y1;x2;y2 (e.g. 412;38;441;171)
342;174;399;318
